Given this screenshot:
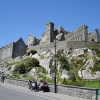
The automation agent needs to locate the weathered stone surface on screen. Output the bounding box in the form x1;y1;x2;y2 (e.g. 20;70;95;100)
0;38;26;63
61;70;69;79
28;68;38;79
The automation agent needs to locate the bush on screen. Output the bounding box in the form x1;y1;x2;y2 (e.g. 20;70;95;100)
57;55;69;70
26;50;37;56
88;42;100;57
61;78;69;85
57;50;63;57
71;74;76;83
75;79;84;86
14;63;26;74
9;74;21;79
37;67;47;75
70;75;84;86
40;54;45;59
91;60;100;72
25;57;40;72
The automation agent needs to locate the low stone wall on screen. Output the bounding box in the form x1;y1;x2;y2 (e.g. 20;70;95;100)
5;78;96;100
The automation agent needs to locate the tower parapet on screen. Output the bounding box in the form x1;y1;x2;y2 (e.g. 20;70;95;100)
40;22;54;44
46;22;54;42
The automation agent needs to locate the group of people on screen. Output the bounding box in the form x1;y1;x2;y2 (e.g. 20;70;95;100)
28;80;49;92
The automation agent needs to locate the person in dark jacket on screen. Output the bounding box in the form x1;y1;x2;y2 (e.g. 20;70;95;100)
28;80;32;90
42;81;50;92
0;72;5;83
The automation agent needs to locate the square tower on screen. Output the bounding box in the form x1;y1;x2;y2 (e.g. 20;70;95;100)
46;22;54;42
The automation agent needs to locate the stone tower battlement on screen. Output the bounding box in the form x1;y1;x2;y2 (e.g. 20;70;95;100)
37;22;99;46
0;43;13;51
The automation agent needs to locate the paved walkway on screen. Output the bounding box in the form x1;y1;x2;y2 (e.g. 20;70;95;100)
0;82;90;100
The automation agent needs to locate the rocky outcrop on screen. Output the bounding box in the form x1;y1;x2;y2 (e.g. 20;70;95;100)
0;47;100;81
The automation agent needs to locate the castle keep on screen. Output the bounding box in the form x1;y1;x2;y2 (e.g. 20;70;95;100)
0;22;100;63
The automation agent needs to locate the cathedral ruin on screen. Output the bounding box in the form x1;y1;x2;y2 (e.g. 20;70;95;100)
0;22;100;63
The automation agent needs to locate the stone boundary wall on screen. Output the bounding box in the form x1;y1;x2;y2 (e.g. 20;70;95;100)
5;78;96;100
27;41;94;53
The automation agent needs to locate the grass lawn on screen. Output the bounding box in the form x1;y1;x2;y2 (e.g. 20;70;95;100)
84;80;100;89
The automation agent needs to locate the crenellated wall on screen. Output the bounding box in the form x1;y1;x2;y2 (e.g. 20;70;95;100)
0;43;14;63
0;38;26;64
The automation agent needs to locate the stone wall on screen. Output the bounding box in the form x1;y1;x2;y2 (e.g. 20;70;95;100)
27;41;94;53
65;25;88;41
0;38;26;64
0;43;13;63
12;38;26;58
5;78;97;100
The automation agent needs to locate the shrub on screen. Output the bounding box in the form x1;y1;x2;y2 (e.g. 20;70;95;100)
40;54;45;59
71;74;76;83
57;50;63;57
70;75;84;86
25;57;40;72
91;60;100;72
9;74;21;79
76;76;84;86
38;67;47;74
57;55;69;70
14;63;26;74
75;79;84;86
61;78;69;85
88;42;100;57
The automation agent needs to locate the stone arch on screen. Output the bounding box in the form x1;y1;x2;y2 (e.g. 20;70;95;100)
91;39;94;41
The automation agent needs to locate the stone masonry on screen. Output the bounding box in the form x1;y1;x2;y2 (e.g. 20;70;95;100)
0;38;26;63
0;22;100;63
5;78;97;100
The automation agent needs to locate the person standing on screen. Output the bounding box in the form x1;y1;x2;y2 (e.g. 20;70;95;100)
0;72;5;83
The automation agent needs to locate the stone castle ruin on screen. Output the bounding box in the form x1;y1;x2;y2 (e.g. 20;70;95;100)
0;38;26;63
0;22;100;63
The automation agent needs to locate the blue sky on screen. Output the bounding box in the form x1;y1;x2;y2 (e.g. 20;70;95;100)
0;0;100;47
